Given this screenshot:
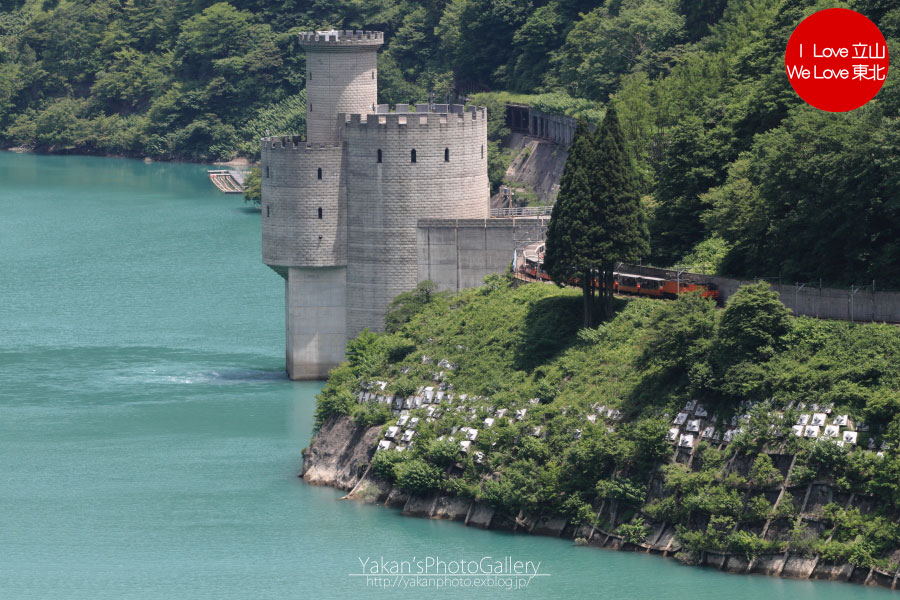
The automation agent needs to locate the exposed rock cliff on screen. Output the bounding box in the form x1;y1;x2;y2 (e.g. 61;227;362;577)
300;415;381;490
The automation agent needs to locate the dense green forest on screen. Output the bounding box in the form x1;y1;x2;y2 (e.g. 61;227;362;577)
1;0;899;285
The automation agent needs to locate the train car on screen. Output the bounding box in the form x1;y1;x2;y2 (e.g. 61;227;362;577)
515;247;720;302
660;280;719;301
520;259;552;282
614;273;666;297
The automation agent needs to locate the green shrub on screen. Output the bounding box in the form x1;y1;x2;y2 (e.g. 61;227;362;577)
352;402;392;428
644;496;688;524
313;364;356;431
394;458;444;495
596;478;646;506
444;476;480;499
560;494;595;525
242;167;261;206
727;530;781;560
382;336;417;364
806;440;848;476
618;517;650;544
684;484;743;518
384;281;441;333
789;464;816;486
426;439;461;468
772;492;797;519
677;515;735;553
789;522;818;557
371;450;407;483
749;454;783;488
745;495;771;522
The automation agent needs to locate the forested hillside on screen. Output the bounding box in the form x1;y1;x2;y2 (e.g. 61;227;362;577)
312;278;900;572
1;0;899;286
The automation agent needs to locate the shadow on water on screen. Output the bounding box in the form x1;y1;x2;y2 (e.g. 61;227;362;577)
236;206;260;215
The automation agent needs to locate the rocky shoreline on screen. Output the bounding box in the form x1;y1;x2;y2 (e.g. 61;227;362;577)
301;415;900;591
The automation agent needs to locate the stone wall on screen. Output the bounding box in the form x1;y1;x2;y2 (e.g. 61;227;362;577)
416;217;549;291
342;109;490;336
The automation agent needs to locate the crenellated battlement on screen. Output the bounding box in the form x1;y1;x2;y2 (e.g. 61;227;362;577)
298;30;384;48
337;104;487;131
261;135;343;151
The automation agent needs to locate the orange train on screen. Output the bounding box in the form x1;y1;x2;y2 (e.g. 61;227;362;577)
518;260;719;301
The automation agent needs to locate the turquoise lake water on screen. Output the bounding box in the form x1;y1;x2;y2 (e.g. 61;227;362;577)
0;151;893;599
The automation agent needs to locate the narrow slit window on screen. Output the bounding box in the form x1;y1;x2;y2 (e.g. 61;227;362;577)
444;148;449;162
481;145;484;159
317;167;322;180
377;149;382;163
411;149;416;163
265;166;270;178
372;71;375;79
266;205;270;217
317;207;323;219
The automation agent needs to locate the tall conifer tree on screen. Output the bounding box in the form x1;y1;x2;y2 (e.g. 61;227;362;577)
544;120;598;327
591;104;649;317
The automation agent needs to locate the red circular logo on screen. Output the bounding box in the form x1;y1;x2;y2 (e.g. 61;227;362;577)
785;8;889;112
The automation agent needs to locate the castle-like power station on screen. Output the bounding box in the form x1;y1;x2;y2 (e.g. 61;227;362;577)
261;30;492;379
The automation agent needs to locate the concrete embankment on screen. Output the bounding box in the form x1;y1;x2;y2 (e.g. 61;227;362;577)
300;416;900;591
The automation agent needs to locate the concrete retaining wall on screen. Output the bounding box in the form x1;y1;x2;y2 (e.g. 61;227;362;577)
710;276;900;323
507;104;577;146
416;217;550;291
502;133;568;205
617;263;900;323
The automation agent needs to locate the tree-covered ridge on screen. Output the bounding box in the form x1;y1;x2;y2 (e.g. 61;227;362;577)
317;278;900;570
0;0;738;160
2;0;900;286
0;1;307;160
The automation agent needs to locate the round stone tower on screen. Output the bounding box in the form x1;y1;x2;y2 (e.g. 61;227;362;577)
262;31;489;380
341;106;489;337
299;30;383;143
261;30;382;380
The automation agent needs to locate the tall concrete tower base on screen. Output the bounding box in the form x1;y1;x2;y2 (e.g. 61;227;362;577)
285;266;347;380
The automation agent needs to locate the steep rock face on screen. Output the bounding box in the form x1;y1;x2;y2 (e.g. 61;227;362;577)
300;416;381;490
493;133;568;206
